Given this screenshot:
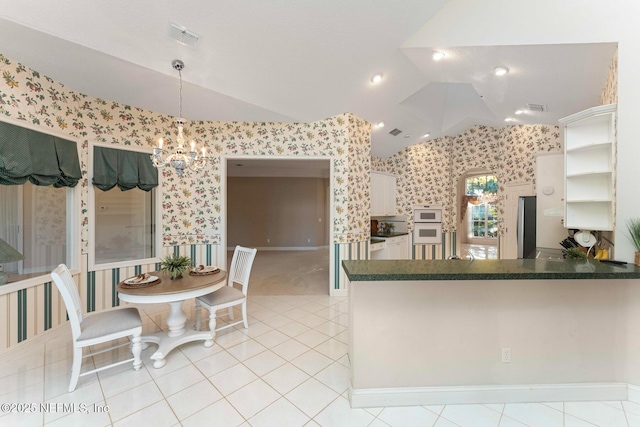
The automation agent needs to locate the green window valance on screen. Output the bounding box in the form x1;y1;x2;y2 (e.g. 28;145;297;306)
0;121;81;187
92;146;158;192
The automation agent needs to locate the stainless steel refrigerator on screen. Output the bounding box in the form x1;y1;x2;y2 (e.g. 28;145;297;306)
517;196;537;259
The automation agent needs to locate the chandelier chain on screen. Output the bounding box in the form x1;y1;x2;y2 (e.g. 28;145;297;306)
178;67;182;119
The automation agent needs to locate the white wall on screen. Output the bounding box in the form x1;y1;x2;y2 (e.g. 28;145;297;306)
349;277;629;402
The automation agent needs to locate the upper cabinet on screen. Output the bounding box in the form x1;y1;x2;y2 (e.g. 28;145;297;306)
559;103;616;231
371;171;397;216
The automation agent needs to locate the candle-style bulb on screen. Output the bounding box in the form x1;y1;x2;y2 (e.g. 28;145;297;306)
191;141;195;152
158;138;163;149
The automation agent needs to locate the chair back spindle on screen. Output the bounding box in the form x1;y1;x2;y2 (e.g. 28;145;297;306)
228;246;257;296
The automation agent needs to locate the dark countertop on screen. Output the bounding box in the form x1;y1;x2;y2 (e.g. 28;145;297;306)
370;238;385;244
370;232;409;238
342;259;640;281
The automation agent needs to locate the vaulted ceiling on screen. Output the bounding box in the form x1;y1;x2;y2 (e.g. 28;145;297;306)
0;1;616;158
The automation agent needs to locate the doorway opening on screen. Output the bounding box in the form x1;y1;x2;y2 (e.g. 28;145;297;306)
457;171;499;259
222;157;332;295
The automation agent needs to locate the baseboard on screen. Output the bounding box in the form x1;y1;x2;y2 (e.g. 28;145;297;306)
629;384;640;403
227;246;327;251
330;289;348;297
349;382;628;408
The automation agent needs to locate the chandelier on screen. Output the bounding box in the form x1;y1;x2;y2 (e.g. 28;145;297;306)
151;59;209;177
479;191;498;205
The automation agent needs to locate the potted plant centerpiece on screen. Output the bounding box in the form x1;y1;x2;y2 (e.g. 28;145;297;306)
160;254;193;279
626;218;640;266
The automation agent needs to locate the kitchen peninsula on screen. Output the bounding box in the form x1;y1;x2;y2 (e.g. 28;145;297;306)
342;259;640;407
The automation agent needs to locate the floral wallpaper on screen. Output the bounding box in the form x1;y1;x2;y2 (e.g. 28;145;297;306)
371;155;389;173
389;136;453;229
383;125;561;233
347;115;372;239
600;46;618;106
0;53;371;251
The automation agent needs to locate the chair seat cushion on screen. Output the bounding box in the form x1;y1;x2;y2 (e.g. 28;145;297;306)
198;286;245;307
78;307;141;342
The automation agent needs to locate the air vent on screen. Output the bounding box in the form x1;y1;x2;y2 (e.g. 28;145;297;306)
389;128;402;136
527;103;547;112
168;23;200;47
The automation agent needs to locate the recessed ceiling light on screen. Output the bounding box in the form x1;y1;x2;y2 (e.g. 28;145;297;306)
432;51;446;61
376;122;385;128
423;133;430;138
515;109;524;115
504;117;515;122
494;67;509;76
371;74;383;84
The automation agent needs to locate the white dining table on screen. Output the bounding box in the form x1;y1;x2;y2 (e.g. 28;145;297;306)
117;269;227;368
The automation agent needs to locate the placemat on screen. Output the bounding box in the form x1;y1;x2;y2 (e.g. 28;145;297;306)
119;279;161;289
189;269;221;276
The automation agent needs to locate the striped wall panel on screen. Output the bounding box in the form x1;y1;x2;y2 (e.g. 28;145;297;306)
335;240;368;293
168;244;225;269
2;278;67;350
411;232;456;260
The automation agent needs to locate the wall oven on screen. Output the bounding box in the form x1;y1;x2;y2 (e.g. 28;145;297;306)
413;205;442;245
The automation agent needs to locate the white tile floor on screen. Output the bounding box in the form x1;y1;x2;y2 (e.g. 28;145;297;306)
1;295;638;427
459;243;498;260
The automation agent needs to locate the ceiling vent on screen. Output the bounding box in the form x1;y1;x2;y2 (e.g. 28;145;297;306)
168;23;200;47
388;128;402;136
527;103;547;112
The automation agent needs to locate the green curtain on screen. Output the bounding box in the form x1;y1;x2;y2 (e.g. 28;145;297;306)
0;121;81;187
92;146;158;192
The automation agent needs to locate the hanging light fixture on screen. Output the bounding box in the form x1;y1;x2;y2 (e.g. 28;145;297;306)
151;59;209;177
479;191;498;205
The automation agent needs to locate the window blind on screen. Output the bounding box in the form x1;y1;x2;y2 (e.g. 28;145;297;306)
92;146;158;191
0;121;81;187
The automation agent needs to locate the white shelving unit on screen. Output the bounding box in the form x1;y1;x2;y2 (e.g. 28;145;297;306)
371;171;397;216
559;103;616;231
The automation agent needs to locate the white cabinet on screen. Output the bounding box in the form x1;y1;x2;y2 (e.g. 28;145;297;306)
559;104;616;231
383;235;409;260
370;241;386;260
369;234;409;260
371;171;397;216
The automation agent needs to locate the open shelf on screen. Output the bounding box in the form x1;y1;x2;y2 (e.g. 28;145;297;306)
566;141;613;153
560;104;616;232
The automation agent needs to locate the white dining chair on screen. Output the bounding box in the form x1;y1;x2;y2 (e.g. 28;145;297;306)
195;246;257;346
50;264;143;392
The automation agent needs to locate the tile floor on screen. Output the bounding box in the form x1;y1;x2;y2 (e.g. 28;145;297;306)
1;295;639;426
459;243;498;260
